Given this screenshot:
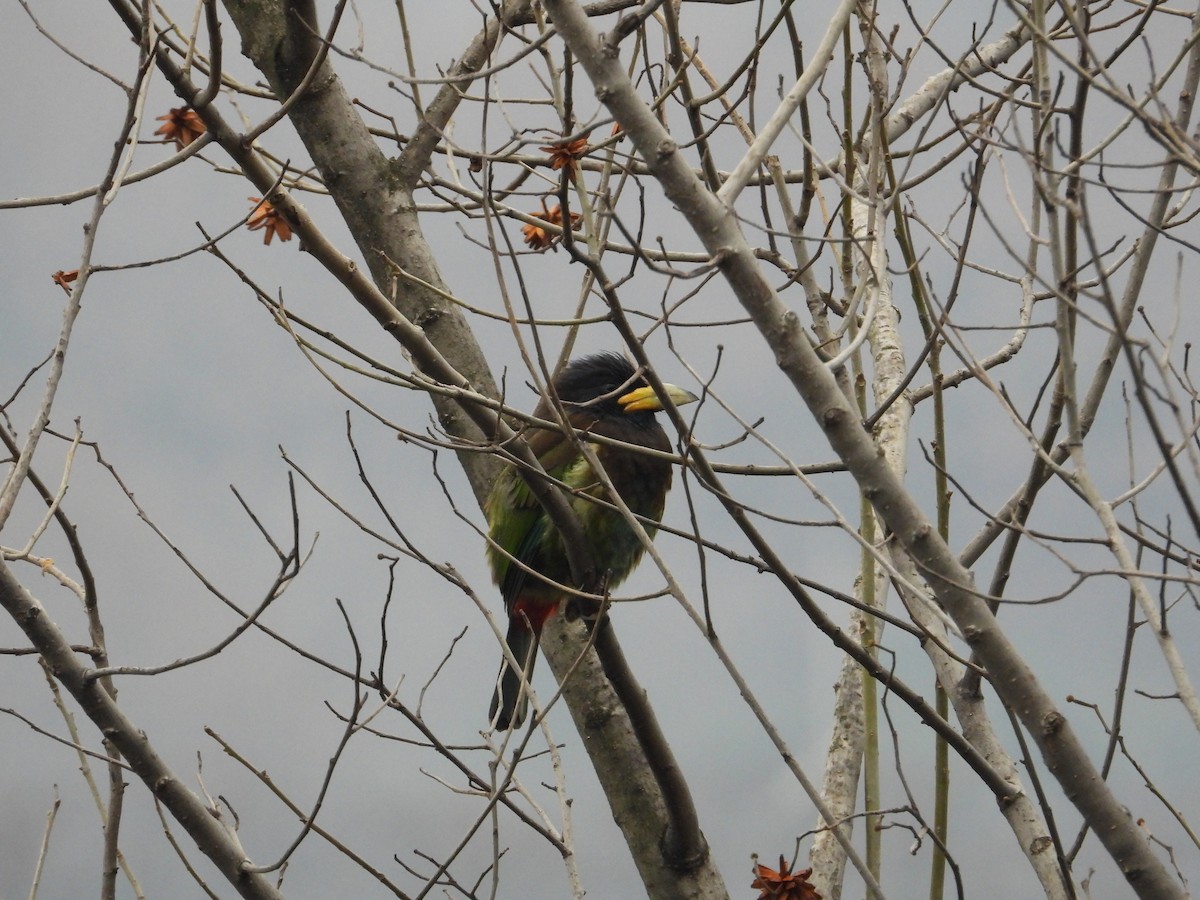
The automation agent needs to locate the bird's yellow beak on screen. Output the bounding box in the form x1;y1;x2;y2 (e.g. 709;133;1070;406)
618;383;699;413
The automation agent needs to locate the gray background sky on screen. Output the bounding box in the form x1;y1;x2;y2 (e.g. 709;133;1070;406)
2;1;1198;898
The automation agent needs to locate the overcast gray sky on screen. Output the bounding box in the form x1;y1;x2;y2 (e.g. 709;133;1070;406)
3;1;1199;898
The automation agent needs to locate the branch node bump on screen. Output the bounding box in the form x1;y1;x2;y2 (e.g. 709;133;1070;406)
1041;710;1065;736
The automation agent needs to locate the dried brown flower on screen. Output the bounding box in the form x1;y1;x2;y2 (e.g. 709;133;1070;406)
246;197;294;245
751;855;821;900
51;269;79;294
155;107;207;150
521;203;581;251
539;136;590;176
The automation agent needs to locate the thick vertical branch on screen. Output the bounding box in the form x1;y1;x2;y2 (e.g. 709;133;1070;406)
810;649;866;899
812;10;909;889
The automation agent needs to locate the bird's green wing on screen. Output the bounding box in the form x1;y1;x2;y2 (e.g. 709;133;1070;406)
484;465;541;602
484;432;589;606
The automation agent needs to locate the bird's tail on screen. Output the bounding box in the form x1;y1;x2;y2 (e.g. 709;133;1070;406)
489;615;543;730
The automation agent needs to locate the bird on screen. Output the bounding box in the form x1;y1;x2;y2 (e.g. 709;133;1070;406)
485;353;698;730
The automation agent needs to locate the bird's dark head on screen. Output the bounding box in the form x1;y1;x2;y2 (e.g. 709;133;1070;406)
554;353;698;423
